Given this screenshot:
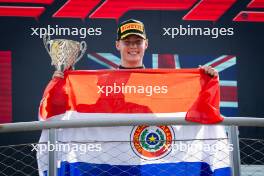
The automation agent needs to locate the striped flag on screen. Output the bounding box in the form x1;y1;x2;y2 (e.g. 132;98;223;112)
38;53;235;176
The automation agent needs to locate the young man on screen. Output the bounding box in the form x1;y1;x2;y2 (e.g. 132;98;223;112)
40;19;226;176
53;19;217;77
116;19;218;75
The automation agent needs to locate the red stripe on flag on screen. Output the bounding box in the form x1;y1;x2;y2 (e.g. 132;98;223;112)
0;51;12;123
158;54;175;68
90;53;119;68
220;86;237;102
210;55;234;67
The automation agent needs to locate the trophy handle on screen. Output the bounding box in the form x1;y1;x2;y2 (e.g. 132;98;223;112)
43;34;51;53
43;34;57;68
73;41;87;68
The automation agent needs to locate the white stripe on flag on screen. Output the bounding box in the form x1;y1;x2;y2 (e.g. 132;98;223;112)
87;54;113;68
220;101;238;108
98;53;120;65
220;80;237;86
174;54;181;69
152;54;158;68
204;55;228;66
214;57;236;72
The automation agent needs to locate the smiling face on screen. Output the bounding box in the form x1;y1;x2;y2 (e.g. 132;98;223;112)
116;35;148;68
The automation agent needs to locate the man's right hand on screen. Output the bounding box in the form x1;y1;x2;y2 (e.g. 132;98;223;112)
52;70;64;79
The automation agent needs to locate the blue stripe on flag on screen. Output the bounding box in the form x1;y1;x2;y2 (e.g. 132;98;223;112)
44;161;231;176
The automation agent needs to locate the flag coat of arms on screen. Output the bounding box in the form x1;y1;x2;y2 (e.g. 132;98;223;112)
38;69;231;176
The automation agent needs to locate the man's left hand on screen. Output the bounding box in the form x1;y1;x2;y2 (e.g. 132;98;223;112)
199;65;218;77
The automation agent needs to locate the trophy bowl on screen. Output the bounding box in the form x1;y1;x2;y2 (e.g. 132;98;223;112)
43;34;87;72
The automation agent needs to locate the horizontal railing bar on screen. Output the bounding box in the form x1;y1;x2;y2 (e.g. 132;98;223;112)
0;115;264;133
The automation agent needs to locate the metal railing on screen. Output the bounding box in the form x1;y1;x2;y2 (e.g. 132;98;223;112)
0;116;263;176
1;116;264;133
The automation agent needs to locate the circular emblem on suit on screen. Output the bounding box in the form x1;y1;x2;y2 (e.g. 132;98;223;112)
130;125;175;160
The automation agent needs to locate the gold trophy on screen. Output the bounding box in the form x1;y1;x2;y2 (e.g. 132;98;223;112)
43;34;87;72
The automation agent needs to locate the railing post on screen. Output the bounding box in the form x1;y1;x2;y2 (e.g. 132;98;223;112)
229;126;241;176
48;128;57;176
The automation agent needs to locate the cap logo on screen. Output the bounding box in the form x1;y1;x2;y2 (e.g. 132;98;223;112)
120;23;144;33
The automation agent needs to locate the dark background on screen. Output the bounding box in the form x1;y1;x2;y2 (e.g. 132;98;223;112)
0;0;263;145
